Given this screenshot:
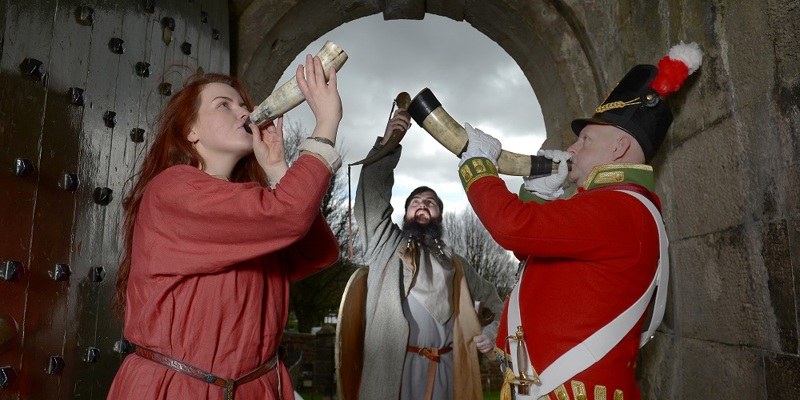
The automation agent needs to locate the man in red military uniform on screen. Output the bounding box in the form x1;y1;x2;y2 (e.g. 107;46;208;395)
455;43;702;400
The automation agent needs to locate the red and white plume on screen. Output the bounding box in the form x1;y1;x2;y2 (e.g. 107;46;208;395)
649;41;703;97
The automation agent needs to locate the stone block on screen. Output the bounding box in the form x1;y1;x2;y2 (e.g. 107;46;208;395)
765;353;800;400
789;215;800;344
742;95;791;221
761;220;798;354
772;78;800;219
669;46;731;146
639;334;771;399
382;0;424;20
670;117;745;238
672;225;782;350
767;0;800;86
426;0;465;21
575;1;627;80
638;333;678;400
720;1;775;108
677;338;766;399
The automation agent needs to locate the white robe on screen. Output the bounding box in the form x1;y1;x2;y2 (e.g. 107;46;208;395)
400;292;454;400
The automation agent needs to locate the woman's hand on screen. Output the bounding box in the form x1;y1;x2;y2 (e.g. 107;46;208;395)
296;54;342;145
251;116;289;187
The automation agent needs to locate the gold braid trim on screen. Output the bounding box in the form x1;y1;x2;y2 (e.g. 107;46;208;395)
500;368;516;400
595;385;607;400
571;381;588;400
459;157;499;192
594;98;641;114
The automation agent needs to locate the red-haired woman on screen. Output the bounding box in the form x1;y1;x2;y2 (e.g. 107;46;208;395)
108;55;342;400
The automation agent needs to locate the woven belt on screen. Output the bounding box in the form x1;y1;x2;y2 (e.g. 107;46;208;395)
407;345;452;400
134;345;280;400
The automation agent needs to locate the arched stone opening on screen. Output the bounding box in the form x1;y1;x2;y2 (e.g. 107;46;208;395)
230;0;601;149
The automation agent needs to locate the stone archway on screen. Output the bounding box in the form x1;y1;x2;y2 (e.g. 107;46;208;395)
230;0;601;149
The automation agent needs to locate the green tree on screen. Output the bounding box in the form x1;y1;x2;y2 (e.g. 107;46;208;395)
443;207;516;297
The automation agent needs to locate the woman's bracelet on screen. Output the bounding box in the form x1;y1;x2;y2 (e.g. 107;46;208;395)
307;136;335;147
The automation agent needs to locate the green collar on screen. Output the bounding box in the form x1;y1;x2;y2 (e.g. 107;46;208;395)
583;163;655;192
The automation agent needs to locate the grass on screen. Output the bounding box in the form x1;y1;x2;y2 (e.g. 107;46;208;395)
483;389;501;400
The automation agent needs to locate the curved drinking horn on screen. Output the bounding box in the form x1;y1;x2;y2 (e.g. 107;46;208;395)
349;92;412;166
407;88;569;177
248;41;348;127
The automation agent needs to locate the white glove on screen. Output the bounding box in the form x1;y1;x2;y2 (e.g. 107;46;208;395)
459;123;502;167
522;149;571;200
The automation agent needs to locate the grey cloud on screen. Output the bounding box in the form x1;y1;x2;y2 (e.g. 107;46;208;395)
271;14;545;215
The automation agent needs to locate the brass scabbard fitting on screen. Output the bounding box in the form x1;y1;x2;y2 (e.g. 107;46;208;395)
503;326;542;396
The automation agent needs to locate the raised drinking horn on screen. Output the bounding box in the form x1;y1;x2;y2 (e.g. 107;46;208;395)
407;88;568;177
349;92;412;166
248;41;348;127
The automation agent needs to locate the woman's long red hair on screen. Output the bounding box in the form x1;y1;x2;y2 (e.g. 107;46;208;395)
114;73;267;315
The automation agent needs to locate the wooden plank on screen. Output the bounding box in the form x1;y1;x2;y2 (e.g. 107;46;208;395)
89;0;150;395
180;0;200;69
208;0;229;74
56;0;121;397
0;2;56;398
196;0;214;72
22;0;97;399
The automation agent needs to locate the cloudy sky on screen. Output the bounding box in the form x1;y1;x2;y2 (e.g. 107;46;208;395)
273;14;546;223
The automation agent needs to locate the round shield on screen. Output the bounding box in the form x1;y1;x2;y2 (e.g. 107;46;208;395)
335;266;368;400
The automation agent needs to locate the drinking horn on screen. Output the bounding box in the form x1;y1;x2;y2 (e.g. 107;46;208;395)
406;88;568;177
248;41;348;127
349;92;412;166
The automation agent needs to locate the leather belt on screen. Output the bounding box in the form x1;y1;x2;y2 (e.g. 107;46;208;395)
407;345;452;399
407;345;452;362
134;344;280;400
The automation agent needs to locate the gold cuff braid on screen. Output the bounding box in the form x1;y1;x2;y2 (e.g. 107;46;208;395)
459;157;498;192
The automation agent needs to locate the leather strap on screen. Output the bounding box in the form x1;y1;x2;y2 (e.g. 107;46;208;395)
134;345;280;400
407;345;453;399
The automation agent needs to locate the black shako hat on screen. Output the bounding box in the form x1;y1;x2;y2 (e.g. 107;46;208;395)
571;41;703;163
571;65;671;163
404;186;443;212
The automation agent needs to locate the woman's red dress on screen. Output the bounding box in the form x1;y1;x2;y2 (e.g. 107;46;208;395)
108;157;339;399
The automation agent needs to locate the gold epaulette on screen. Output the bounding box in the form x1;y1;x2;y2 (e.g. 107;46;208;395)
459;157;498;192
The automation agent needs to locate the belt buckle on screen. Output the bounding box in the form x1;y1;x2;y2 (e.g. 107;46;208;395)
503;325;542;395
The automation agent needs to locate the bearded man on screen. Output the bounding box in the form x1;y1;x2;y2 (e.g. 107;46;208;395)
352;108;504;400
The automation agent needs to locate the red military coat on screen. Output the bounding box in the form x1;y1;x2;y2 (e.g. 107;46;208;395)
108;158;339;400
460;160;661;400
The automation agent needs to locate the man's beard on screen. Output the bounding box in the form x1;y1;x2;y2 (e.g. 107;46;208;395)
402;215;444;245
